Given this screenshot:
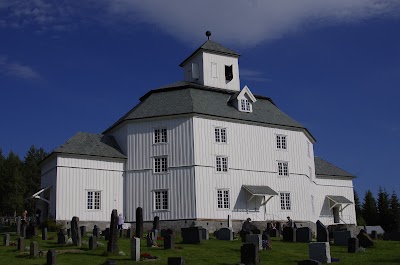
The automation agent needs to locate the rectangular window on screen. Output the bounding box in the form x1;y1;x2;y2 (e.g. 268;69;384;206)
225;65;233;81
276;135;287;149
211;62;217;78
154;190;168;210
154;128;167;143
215;127;227;143
216;156;228;172
87;190;101;210
240;99;251;111
217;189;230;209
278;161;289;176
154;157;167;173
307;141;311;157
280;192;291;210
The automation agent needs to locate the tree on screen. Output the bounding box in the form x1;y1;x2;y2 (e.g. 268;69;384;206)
2;151;25;215
354;189;366;225
389;191;400;232
362;190;378;225
0;149;6;215
377;187;391;231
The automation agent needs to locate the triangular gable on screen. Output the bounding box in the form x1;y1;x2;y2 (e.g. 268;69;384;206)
229;86;257;103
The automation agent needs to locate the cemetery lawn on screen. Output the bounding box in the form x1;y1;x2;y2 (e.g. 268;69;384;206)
1;229;400;265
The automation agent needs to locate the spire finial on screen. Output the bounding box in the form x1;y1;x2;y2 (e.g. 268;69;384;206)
206;31;211;40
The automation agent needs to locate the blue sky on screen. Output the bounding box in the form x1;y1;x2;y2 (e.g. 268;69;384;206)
0;0;399;197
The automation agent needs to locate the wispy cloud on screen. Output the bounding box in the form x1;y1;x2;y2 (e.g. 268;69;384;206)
0;56;41;80
240;69;271;83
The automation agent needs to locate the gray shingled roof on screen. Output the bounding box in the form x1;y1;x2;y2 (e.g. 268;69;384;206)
243;185;278;196
179;40;240;66
104;82;314;141
52;132;126;159
314;157;355;178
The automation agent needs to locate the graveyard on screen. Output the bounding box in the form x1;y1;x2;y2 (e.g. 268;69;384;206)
1;215;400;265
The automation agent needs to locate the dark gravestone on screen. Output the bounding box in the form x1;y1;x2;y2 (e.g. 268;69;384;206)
199;228;209;240
333;230;351;246
161;229;167;238
21;223;27;238
57;229;67;244
164;232;175;249
80;226;87;237
107;209;119;253
126;228;132;238
153;216;160;231
16;216;21;235
146;232;156;247
67;228;71;237
241;243;260;265
89;236;97;250
316;220;329;242
240;229;251;242
296;227;312;242
42;227;48;240
93;225;100;238
4;234;10;246
135;207;143;238
167;228;173;235
30;241;38;258
47;249;57;265
348;237;359;253
216;227;233;240
298;260;322;265
119;229;123;238
25;223;36;239
357;229;374;248
246;234;262;250
370;230;377;240
269;228;278;237
251;228;261;234
71;216;82;247
17;237;24;251
283;227;296;242
181;227;202;244
168;257;185;265
104;228;110;240
105;260;116;265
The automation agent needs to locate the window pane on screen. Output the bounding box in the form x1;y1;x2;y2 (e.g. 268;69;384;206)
221;128;226;143
215;128;220;142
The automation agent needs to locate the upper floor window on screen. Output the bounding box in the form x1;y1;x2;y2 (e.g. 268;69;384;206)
216;156;228;172
215;127;227;143
211;62;218;78
280;192;291;210
217;189;230;209
278;161;289;176
87;190;101;210
154;128;167;144
154;157;167;173
154;190;168;211
241;99;251;112
307;141;311;157
276;135;287;149
225;65;233;81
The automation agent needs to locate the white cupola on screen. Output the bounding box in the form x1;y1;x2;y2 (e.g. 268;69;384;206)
179;32;241;91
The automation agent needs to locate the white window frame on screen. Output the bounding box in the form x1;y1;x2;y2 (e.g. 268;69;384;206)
154;156;168;173
276;135;287;150
211;62;218;78
86;190;101;211
240;99;251;112
216;156;228;172
214;127;227;143
277;161;289;177
307;141;311;157
154;189;169;211
154;128;167;144
280;192;291;211
217;189;230;210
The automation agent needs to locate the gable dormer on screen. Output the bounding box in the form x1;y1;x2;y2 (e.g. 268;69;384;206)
230;85;257;112
180;35;241;91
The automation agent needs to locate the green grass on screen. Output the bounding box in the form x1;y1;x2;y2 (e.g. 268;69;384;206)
1;227;400;265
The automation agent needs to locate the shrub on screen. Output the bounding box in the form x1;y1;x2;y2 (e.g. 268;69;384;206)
39;218;63;232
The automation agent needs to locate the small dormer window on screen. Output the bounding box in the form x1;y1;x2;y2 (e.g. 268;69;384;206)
240;99;251;112
225;65;233;81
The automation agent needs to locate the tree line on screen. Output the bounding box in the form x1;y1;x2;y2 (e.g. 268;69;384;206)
354;188;400;232
0;146;47;216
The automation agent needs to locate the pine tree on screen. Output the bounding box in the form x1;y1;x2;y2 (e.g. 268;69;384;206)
3;151;25;216
362;190;378;225
389;191;400;232
354;189;366;225
0;149;6;215
377;187;391;231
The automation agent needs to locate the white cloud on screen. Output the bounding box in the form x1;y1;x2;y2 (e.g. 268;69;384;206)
0;56;41;80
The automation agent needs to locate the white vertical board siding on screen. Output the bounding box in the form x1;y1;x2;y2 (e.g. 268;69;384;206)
125;167;196;222
193;117;315;221
56;156;124;221
126;118;194;171
41;158;57;219
112;125;128;155
183;55;204;85
202;53;240;91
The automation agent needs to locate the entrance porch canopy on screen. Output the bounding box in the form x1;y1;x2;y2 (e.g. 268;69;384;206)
243;185;278;205
326;195;353;212
26;185;52;204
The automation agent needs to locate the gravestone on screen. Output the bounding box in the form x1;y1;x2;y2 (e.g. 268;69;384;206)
370;230;377;240
93;225;100;238
164;233;175;249
42;227;48;240
25;223;36;239
21;223;27;238
348;237;359;253
16;216;21;235
216;227;233;241
127;227;132;238
241;243;260;265
269;228;278;237
161;229;167;237
71;216;82;247
168;257;185;265
146;232;156;247
228;214;232;227
47;249;56;265
3;233;10;246
131;237;140;261
104;228;110;240
383;232;400;241
298;260;322;265
80;226;87;237
89;236;97;250
297;227;312;242
181;227;202;244
240;229;251;242
30;241;38;258
199;228;209;240
57;229;67;244
67;228;71;237
252;228;261;234
357;230;374;248
135;207;143;238
246;234;262;250
153;216;160;231
107;209;119;253
333;230;351;246
17;237;24;251
119;229;123;238
283;227;296;242
105;260;116;265
316;220;329;242
309;242;331;263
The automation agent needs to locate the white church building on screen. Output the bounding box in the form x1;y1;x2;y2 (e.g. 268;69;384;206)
39;37;356;230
